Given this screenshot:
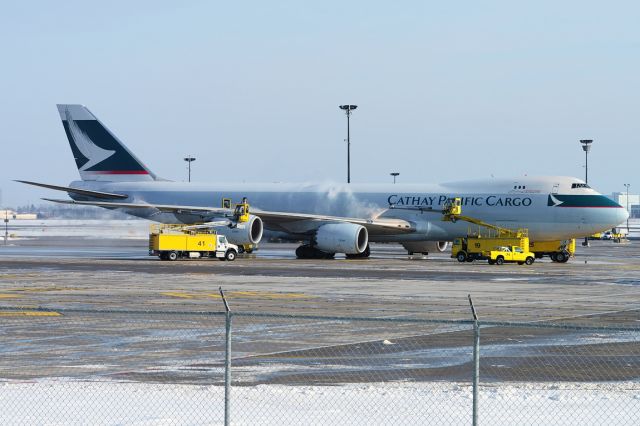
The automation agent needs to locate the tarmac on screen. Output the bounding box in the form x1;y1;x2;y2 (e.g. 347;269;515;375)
1;235;639;384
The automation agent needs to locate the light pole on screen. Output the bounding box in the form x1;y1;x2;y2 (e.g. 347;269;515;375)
339;105;357;183
580;140;593;247
580;140;592;184
184;156;196;182
4;210;8;246
390;172;399;184
624;183;630;236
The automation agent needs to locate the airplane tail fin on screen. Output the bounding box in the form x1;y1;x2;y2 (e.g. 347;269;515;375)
57;104;157;181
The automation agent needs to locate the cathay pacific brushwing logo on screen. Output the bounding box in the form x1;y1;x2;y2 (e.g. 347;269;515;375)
65;109;115;171
548;194;564;207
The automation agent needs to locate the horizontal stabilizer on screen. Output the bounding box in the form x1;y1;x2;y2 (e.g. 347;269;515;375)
16;180;128;200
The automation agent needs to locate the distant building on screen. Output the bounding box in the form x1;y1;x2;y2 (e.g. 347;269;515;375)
0;210;38;220
611;193;640;219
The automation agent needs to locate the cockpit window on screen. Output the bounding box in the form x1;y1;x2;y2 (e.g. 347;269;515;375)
571;183;591;189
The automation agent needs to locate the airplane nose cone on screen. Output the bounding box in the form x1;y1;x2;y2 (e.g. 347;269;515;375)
618;205;630;225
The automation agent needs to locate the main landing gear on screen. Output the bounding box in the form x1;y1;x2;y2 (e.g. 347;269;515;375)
295;244;371;260
345;244;371;259
295;244;335;259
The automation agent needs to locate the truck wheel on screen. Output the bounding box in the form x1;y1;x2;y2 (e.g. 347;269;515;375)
555;252;567;263
168;251;178;261
495;256;504;265
457;252;467;262
525;257;534;265
225;250;237;261
159;253;168;261
488;259;495;265
550;253;558;262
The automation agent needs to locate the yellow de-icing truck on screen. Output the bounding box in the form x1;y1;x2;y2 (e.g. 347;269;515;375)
529;239;575;263
149;224;239;261
444;197;575;264
451;230;532;264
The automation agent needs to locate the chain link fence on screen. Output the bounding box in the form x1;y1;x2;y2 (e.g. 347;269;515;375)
1;306;639;425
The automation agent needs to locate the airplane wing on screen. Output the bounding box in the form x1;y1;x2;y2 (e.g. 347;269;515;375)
42;198;415;235
42;198;230;215
16;180;129;200
252;210;414;235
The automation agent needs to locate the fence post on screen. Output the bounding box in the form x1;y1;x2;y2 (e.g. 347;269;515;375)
220;287;232;426
468;294;479;426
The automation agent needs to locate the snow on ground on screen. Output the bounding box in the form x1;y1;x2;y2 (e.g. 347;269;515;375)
1;380;638;425
4;219;149;239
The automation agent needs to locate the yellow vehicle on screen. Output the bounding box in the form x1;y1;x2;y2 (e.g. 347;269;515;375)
149;224;239;261
452;231;529;263
489;246;536;265
529;239;575;263
444;197;576;263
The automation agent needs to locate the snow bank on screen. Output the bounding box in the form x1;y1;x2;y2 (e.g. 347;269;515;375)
0;380;638;425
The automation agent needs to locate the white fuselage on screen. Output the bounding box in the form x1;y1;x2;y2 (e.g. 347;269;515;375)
69;176;628;242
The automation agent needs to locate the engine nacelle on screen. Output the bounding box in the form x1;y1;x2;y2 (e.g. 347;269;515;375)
315;223;368;254
401;241;450;255
217;214;264;245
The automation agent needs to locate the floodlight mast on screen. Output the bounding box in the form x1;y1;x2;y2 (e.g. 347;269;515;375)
339;105;357;183
184;156;196;182
624;183;630;236
579;140;593;247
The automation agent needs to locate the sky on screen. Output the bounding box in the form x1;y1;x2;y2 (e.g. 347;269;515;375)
1;0;639;207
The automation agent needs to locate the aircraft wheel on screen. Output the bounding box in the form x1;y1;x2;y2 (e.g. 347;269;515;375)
525;257;534;265
495;256;504;265
296;244;334;260
346;244;371;259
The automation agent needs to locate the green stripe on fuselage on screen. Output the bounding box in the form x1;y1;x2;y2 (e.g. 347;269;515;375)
548;194;621;208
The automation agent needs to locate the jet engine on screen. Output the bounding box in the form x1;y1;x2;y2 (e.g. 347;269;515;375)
315;223;368;254
401;241;450;255
216;214;264;245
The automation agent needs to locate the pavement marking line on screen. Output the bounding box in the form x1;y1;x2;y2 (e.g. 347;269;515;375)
0;294;19;299
0;311;61;317
207;291;310;299
160;292;195;299
3;286;78;293
161;290;311;300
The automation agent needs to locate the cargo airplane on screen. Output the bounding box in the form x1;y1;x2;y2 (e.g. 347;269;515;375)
18;104;629;259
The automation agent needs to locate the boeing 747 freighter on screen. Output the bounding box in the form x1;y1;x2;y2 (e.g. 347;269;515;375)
18;105;629;259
